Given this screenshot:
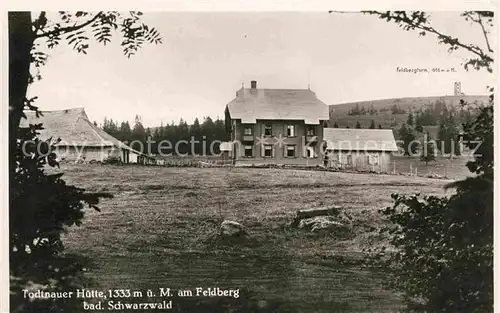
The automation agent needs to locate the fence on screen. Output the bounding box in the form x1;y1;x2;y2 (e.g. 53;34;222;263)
154;157;234;167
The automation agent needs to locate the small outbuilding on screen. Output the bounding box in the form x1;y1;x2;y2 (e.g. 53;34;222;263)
323;128;398;172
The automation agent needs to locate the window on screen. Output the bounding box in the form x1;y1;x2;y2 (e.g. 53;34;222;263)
244;126;253;136
306;126;315;136
264;145;273;157
341;154;353;165
347;154;353;165
287;125;295;137
286;145;295;158
306;146;315;158
244;145;253;157
368;153;379;165
264;124;272;136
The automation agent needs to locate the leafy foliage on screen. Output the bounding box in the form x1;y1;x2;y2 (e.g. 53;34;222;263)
376;179;492;313
398;123;417;156
371;96;493;313
461;92;493;175
420;132;436;164
438;112;461;155
101;114;228;155
407;112;414;126
391;104;407;115
361;11;494;73
10;122;112;312
10;11;161;313
103;155;122;165
354;10;494;312
414;113;424;132
347;103;379;116
33;11;162;59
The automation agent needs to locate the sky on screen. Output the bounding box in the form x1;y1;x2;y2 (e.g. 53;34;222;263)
27;11;496;127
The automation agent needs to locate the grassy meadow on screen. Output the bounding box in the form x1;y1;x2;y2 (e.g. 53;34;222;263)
57;165;457;312
390;155;473;179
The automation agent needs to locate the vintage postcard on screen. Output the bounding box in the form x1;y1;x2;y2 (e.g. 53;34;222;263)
4;3;497;313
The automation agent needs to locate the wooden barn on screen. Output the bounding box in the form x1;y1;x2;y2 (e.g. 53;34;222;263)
323;128;398;172
21;107;153;164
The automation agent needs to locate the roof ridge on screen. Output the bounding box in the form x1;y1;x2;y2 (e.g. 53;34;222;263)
227;88;329;124
243;88;313;91
326;128;393;131
324;127;398;152
87;119;145;155
24;107;85;113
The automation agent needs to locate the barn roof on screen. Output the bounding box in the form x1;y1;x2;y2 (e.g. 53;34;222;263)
226;88;329;124
323;128;398;152
20;107;142;154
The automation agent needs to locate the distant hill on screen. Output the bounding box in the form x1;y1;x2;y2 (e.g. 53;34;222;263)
329;95;489;130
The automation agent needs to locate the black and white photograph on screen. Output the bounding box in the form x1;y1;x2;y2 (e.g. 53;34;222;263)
5;4;497;313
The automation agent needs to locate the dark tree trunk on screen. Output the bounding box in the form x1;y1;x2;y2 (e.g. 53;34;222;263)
9;12;33;185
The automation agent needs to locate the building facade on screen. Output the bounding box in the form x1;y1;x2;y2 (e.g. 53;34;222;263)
326;150;394;172
225;81;329;165
323;128;398;172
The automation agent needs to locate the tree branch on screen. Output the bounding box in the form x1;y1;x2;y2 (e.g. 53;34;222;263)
32;12;47;34
463;11;493;53
35;12;103;39
362;11;493;66
478;21;493;53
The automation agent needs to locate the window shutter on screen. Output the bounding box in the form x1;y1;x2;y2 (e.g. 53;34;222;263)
261;145;265;157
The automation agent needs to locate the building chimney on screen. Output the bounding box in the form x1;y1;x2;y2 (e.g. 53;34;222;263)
251;80;257;89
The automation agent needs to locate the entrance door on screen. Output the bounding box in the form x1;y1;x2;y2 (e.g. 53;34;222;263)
122;150;130;163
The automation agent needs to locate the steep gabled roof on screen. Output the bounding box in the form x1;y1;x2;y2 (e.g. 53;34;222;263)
323;128;398;152
226;88;329;124
20;107;140;153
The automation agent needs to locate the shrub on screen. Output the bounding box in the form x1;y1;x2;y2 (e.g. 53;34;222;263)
103;155;122;165
10;122;112;312
369;102;493;313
